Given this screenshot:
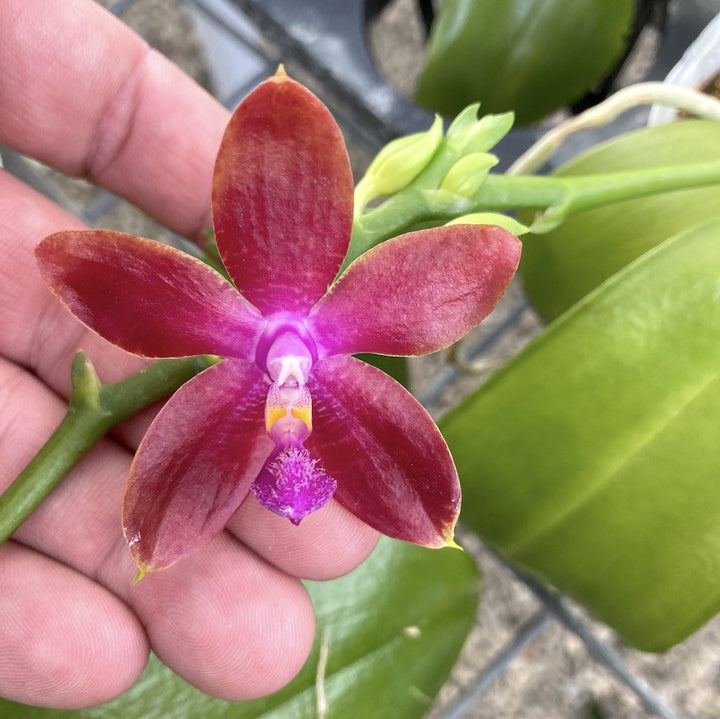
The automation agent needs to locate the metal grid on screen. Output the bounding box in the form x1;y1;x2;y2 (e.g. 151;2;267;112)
5;1;719;716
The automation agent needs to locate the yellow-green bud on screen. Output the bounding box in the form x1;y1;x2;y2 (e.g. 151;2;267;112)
445;103;482;147
446;212;529;236
446;105;514;154
354;115;444;214
440;153;498;197
70;351;103;410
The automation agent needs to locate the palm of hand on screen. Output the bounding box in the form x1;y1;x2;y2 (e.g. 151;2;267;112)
0;0;377;709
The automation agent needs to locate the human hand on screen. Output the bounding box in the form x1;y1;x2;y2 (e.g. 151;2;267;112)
0;0;378;708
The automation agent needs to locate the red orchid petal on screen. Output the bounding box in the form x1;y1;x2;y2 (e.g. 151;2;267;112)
305;355;460;547
212;71;354;315
36;230;263;359
308;224;522;357
123;360;272;573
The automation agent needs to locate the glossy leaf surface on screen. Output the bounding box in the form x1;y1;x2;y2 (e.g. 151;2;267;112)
0;537;478;718
442;220;720;650
521;120;720;321
416;0;634;124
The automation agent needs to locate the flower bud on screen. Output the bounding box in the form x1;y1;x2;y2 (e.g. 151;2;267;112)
445;212;529;236
445;103;481;144
446;105;514;154
440;153;498;197
354;114;444;214
70;351;102;408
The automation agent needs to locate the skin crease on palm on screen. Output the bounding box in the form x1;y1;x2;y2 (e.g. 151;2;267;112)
0;0;379;709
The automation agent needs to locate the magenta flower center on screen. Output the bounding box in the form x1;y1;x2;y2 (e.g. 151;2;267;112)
251;327;337;523
265;330;313;386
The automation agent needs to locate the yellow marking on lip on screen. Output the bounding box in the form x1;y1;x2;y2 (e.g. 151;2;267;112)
266;406;287;432
291;406;312;431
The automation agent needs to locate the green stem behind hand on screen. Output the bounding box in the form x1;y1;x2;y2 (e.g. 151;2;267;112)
0;353;218;543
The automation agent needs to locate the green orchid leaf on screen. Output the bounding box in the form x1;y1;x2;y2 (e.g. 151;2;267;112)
441;220;720;651
357;354;409;388
521;120;720;322
416;0;634;124
1;537;478;718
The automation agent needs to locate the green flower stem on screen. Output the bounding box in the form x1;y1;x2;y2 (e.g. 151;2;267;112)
348;188;475;263
346;160;720;266
483;160;720;232
0;352;218;543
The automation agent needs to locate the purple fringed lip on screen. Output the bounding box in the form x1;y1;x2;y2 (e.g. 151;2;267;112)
252;446;337;525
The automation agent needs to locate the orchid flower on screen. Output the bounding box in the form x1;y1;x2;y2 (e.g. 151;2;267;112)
36;70;521;575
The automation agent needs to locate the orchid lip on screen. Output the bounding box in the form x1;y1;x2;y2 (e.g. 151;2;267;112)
258;323;334;523
251;445;337;525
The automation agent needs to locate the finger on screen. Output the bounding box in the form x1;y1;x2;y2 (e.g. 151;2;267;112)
126;535;317;701
229;495;379;581
0;171;148;396
16;499;317;702
0;543;146;708
0;0;228;238
3;359;316;701
0;541;148;709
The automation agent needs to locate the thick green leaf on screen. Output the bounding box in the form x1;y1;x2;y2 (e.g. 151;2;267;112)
441;220;720;651
357;353;409;387
416;0;634;124
1;538;477;718
521;120;720;321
